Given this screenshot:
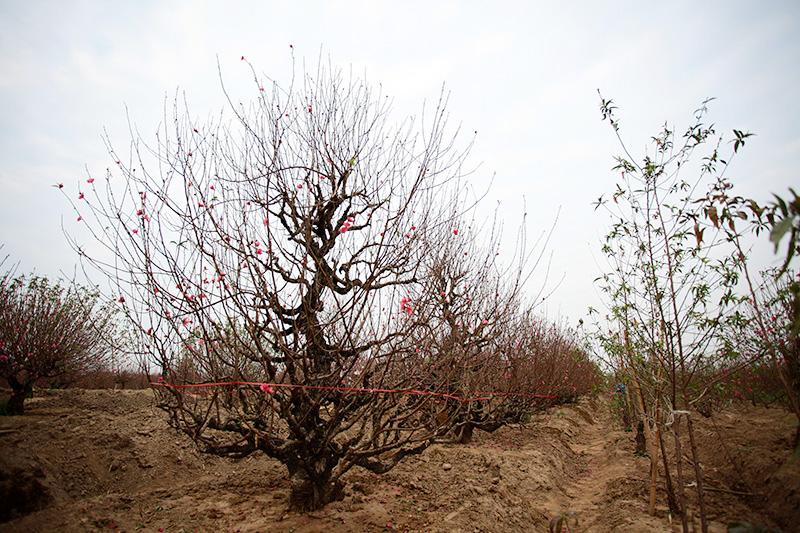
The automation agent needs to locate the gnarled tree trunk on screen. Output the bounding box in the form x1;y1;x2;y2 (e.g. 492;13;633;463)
287;465;344;512
6;382;32;415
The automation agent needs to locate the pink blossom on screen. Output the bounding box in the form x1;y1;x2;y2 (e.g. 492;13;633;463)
118;296;125;303
400;297;413;315
76;216;82;222
453;229;459;235
87;178;95;184
131;228;139;235
260;383;274;394
182;318;192;327
297;183;303;189
78;192;85;200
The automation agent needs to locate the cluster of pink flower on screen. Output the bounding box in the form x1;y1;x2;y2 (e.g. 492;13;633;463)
260;383;274;395
253;240;270;256
400;297;413;315
339;216;355;234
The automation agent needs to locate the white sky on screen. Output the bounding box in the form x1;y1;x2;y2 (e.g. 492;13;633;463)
1;1;798;325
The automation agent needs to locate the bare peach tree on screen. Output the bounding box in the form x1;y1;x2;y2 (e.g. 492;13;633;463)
62;62;501;510
410;211;571;443
0;268;115;414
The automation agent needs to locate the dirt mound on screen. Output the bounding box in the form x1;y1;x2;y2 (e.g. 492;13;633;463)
690;404;800;530
0;390;796;532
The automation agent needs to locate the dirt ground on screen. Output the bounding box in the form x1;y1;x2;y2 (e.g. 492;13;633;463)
0;389;797;532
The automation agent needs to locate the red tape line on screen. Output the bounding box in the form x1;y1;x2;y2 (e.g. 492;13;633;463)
151;380;557;403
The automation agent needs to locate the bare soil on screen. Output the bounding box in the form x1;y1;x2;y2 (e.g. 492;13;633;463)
0;389;797;532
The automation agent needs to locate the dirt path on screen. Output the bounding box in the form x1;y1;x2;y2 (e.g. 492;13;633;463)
535;400;671;532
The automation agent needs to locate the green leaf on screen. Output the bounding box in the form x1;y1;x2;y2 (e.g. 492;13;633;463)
770;217;794;252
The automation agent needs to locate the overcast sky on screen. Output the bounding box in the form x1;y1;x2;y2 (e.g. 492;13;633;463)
1;1;798;324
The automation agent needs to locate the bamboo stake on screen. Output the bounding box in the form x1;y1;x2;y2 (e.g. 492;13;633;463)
672;416;689;533
685;413;708;533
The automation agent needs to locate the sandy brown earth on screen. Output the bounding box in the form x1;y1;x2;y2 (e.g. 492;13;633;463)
0;389;797;532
